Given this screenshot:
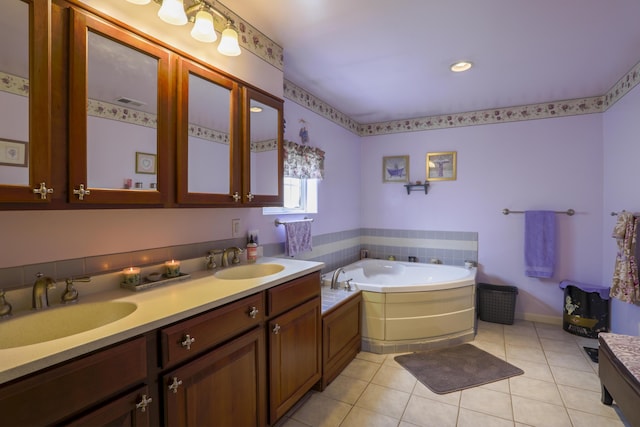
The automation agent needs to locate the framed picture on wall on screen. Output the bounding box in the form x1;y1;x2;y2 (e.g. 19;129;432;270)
383;155;409;183
426;151;457;181
0;139;28;167
136;152;157;174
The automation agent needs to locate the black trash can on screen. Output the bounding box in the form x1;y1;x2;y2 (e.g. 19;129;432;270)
559;280;610;338
477;283;519;325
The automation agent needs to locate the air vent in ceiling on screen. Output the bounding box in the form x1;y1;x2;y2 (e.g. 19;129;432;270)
114;96;146;108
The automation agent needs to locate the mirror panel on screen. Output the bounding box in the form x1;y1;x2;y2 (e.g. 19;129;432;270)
69;9;169;204
187;73;231;194
0;0;29;186
249;100;279;196
87;30;158;191
176;59;239;205
0;0;51;203
243;88;283;206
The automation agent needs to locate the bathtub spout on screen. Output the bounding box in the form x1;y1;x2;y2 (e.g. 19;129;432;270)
330;268;345;289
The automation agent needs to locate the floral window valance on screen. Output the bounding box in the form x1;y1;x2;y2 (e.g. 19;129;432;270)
283;140;325;180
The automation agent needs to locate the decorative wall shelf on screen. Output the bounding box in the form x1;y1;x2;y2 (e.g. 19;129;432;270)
404;183;429;195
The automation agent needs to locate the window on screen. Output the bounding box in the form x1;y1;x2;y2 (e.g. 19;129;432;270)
264;177;317;215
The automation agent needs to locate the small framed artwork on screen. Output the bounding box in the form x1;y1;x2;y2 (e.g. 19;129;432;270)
426;151;457;181
136;152;157;174
383;155;409;183
0;139;28;167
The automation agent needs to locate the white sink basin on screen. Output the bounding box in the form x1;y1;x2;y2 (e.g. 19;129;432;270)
214;263;285;280
0;301;137;349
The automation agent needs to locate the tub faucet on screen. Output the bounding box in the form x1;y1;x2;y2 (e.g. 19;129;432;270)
32;273;56;310
330;268;345;290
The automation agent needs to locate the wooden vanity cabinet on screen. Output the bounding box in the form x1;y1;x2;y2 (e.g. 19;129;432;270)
0;336;150;426
163;326;266;427
267;272;322;424
319;292;362;390
159;293;267;426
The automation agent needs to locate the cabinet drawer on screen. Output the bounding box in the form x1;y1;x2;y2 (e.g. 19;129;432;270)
267;272;320;317
0;336;147;426
160;292;264;368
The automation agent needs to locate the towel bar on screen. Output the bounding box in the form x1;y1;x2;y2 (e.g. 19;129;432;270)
502;208;575;216
275;217;314;227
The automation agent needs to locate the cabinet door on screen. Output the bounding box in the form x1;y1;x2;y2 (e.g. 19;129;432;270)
241;87;283;206
68;8;171;205
66;385;152;427
0;0;52;203
163;326;266;427
268;297;321;424
321;293;362;390
176;58;241;205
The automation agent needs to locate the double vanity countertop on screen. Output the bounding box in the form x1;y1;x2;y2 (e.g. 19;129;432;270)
0;257;326;385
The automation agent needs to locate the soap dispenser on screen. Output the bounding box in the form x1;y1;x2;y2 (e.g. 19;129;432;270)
246;236;257;264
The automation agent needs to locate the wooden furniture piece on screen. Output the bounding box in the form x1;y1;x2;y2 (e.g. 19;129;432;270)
0;337;149;426
267;272;321;424
0;272;327;426
319;291;362;390
598;332;640;427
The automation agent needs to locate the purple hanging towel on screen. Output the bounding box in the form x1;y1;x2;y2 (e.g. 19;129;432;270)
284;221;312;257
524;210;556;278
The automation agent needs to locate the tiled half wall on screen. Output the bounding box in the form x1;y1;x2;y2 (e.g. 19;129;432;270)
0;228;478;290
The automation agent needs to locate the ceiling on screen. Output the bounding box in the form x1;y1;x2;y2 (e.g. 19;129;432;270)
221;0;640;124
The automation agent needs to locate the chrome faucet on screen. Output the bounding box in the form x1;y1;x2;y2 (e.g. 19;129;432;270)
32;273;56;310
222;247;243;267
330;268;345;290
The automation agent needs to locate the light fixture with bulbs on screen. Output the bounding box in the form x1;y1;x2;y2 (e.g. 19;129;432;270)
126;0;241;56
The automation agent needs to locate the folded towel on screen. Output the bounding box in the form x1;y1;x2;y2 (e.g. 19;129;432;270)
284;221;312;257
524;210;556;278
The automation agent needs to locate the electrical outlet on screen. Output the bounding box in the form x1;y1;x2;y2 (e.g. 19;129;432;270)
232;218;241;237
248;229;259;245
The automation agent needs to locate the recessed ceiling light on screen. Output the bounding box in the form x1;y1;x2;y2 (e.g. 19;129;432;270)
250;106;263;113
450;61;473;73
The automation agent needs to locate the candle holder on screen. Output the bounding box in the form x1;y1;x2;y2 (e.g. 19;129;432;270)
165;260;181;278
122;267;141;286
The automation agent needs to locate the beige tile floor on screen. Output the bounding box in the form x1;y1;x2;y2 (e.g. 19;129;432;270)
277;320;631;427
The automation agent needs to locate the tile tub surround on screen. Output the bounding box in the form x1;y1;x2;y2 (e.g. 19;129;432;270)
277;320;631;427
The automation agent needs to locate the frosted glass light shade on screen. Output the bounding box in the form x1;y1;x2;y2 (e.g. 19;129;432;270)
191;10;217;43
218;23;241;56
126;0;151;4
157;0;187;25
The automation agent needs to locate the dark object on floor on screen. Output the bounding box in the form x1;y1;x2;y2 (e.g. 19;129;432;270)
394;344;524;394
584;347;598;363
559;281;610;338
477;283;518;325
599;333;640;427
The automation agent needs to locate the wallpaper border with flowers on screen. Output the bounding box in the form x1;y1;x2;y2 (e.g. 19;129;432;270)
284;59;640;137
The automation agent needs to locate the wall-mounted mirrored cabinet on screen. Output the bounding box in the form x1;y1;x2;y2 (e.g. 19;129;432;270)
242;88;283;206
68;8;170;205
0;0;52;203
176;58;241;205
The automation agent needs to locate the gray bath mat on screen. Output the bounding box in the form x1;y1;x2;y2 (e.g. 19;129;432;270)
394;344;524;394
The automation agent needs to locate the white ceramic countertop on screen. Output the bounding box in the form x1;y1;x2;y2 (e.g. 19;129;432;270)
0;257;324;385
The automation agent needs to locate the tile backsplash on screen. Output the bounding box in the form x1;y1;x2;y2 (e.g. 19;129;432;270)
0;228;478;291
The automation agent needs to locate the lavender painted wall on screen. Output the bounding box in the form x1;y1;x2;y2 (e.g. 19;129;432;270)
360;114;604;322
603;83;640;335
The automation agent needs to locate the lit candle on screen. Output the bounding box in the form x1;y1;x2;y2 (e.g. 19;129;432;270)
122;267;141;286
165;260;181;278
